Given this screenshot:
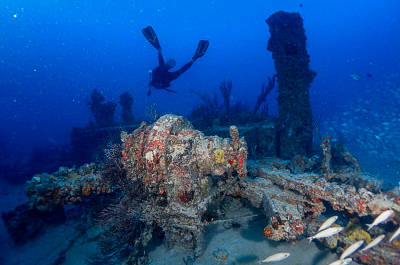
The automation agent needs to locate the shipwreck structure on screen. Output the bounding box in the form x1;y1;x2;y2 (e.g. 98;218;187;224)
24;115;400;264
120;115;247;256
266;11;316;159
27;115;248;259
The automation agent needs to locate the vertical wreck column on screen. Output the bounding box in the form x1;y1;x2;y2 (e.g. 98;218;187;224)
266;11;316;159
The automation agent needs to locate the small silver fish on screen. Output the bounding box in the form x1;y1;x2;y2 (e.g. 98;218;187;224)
329;258;352;265
307;227;344;243
257;253;290;263
318;216;338;232
361;235;385;251
340;240;364;259
367;209;394;231
389;226;400;243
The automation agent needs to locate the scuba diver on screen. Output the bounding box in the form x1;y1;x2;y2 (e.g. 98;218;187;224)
142;26;209;96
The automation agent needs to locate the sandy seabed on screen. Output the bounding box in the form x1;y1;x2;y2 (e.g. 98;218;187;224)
0;179;357;265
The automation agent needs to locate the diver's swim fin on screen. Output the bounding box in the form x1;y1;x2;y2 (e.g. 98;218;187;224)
142;26;161;50
192;40;209;60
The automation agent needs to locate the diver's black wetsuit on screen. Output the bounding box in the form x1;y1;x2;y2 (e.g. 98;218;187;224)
142;26;208;95
149;52;194;94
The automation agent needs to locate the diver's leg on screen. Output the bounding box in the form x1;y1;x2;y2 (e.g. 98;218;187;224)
158;50;165;68
170;61;194;80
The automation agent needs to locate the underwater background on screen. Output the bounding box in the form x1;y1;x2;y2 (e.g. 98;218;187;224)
1;0;400;182
1;0;400;264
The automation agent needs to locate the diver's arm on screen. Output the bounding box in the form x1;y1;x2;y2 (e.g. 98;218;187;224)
169;60;195;80
158;49;165;68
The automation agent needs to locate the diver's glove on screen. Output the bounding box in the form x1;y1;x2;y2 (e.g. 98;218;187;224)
192;40;209;60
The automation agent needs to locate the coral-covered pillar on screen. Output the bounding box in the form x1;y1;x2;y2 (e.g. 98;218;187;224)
266;11;316;159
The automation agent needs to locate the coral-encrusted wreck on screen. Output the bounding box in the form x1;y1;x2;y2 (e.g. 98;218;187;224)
25;115;400;264
120;115;247;256
266;11;316;159
25;163;113;211
26;114;247;259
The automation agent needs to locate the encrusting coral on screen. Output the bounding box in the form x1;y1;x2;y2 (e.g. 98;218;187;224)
214;149;225;163
343;221;371;244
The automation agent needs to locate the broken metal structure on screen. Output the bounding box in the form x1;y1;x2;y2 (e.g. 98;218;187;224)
25;115;400;264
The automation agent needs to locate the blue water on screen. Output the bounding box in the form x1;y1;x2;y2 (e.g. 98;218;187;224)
2;1;400;265
1;0;400;179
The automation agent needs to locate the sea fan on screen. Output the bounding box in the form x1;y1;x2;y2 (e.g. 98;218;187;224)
93;200;144;263
101;141;149;201
223;217;250;231
101;141;126;187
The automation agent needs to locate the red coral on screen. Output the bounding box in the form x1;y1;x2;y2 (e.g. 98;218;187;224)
179;191;188;203
360;255;370;264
